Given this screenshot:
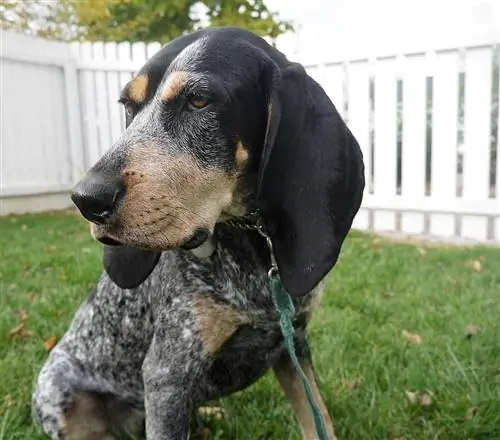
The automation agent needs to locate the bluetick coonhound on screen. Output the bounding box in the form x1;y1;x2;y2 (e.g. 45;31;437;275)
32;27;364;440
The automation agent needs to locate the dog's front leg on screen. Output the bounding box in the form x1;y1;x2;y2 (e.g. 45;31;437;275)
143;334;195;440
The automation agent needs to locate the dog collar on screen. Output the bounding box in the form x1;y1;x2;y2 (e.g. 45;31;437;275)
223;208;262;231
189;235;217;258
189;209;262;259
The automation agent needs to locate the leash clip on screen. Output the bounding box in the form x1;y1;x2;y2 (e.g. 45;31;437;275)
256;219;278;277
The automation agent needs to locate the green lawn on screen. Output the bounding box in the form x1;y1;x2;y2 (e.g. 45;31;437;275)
1;211;499;440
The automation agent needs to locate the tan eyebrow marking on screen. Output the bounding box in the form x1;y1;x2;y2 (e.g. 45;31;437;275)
127;74;149;104
161;71;188;102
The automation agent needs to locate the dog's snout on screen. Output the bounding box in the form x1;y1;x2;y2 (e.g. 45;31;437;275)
71;175;125;225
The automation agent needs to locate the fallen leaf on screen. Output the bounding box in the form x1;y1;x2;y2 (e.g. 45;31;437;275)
372;238;382;247
8;321;35;339
15;309;28;321
405;390;434;406
465;407;478;420
417;247;427;256
198;406;226;420
48;245;57;253
345;378;363;391
478;256;486;261
8;310;34;339
402;330;423;345
405;390;418;404
43;335;57;351
3;394;14;407
419;391;434;406
8;322;25;338
472;260;483;272
465;259;483;272
465;323;480;339
21;224;28;231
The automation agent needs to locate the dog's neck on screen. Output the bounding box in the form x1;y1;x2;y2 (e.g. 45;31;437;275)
189;209;262;259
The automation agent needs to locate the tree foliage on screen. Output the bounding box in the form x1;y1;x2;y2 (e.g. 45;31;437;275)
0;0;292;43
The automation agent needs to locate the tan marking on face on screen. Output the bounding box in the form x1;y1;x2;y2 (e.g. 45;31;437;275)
128;74;149;104
161;71;188;102
235;142;249;169
218;193;248;222
194;294;250;354
274;357;337;440
92;144;236;249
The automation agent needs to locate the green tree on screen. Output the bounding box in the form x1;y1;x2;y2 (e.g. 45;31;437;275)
0;0;292;43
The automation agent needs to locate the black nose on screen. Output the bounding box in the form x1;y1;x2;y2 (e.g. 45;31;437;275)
71;175;125;224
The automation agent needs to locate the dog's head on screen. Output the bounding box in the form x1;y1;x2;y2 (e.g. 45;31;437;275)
71;27;365;296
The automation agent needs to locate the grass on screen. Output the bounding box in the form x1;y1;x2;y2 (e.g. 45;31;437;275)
1;211;499;440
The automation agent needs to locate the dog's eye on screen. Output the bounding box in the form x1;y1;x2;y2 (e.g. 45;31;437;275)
186;94;209;110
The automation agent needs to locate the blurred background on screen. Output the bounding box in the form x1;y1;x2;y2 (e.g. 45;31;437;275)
1;0;499;243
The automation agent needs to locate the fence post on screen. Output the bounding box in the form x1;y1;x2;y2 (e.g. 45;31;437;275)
63;52;85;184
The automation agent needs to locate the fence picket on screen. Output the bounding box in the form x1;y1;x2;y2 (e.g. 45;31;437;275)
48;63;71;186
66;43;85;180
347;60;371;229
79;43;100;169
305;64;324;86
104;42;123;144
461;47;493;240
373;57;398;231
147;42;162;59
322;63;346;120
117;42;133;132
131;42;147;70
401;54;427;234
429;50;459;237
93;42;112;156
496;64;500;242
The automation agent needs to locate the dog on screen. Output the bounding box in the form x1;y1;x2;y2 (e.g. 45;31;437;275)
32;27;365;440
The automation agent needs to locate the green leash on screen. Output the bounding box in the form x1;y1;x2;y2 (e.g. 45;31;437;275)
259;225;329;440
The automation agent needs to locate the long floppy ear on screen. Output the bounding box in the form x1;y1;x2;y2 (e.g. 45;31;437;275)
257;63;365;297
103;246;161;289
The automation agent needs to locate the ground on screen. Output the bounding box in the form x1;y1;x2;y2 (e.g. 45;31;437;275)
0;211;499;440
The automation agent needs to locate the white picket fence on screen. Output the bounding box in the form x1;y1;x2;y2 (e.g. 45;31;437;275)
1;30;499;242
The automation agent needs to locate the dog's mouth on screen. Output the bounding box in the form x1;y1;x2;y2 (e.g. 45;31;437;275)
96;235;122;247
91;224;211;251
180;228;210;250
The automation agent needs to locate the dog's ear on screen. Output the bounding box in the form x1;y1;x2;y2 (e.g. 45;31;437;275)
257;63;365;297
103;246;161;289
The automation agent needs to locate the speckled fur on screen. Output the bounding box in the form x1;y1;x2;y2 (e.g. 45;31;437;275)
32;26;364;440
32;226;322;440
